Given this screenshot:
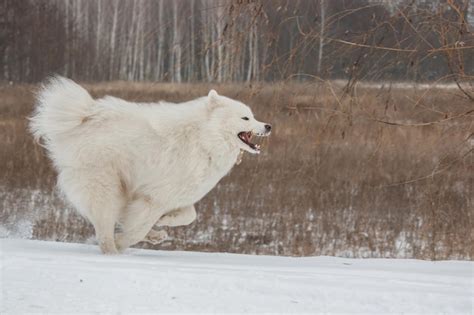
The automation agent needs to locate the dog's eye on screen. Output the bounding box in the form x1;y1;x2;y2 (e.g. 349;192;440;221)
241;117;249;121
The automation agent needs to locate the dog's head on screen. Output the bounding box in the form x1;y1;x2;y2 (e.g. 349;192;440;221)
207;90;271;154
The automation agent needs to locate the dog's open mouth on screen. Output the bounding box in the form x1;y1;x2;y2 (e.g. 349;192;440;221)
238;131;261;153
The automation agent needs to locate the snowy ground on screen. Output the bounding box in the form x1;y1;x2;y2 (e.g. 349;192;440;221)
1;239;472;314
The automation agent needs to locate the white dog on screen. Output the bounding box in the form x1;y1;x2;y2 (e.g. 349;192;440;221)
29;77;271;254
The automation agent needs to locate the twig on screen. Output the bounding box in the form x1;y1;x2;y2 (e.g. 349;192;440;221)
378;148;473;188
368;109;474;127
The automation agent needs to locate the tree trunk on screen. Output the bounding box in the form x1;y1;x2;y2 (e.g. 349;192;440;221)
317;0;325;76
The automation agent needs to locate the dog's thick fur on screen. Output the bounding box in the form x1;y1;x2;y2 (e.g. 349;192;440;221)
29;77;270;254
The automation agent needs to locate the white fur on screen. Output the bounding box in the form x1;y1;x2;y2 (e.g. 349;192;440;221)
29;77;270;254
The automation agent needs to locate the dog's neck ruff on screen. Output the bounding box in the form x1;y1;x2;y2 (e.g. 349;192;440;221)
200;129;240;173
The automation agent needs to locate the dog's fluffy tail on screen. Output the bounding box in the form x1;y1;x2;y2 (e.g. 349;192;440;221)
29;76;95;144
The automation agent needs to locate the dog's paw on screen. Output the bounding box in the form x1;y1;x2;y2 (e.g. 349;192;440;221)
144;229;168;245
98;240;120;255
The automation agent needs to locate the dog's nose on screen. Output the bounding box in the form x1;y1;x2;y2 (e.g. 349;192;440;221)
265;124;272;132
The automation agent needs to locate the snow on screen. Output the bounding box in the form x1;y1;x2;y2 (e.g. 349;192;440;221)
1;239;472;314
331;79;473;90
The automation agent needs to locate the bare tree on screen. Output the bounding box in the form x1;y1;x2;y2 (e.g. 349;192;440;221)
0;0;472;86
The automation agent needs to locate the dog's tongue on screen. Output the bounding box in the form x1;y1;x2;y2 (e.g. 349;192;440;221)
243;132;251;143
239;131;260;152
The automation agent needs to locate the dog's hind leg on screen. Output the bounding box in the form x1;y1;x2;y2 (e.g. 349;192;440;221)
141;205;196;245
143;229;168;245
91;216;119;255
115;197;163;252
155;205;197;227
58;169;124;255
116;203;196;251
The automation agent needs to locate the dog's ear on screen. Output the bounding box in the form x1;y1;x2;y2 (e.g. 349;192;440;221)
207;89;221;110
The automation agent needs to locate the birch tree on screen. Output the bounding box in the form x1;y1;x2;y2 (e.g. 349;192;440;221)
172;1;182;82
317;0;325;76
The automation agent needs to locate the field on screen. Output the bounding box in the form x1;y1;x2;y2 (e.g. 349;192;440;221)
0;81;472;259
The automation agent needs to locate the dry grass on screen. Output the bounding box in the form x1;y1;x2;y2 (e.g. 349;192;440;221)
0;81;472;259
